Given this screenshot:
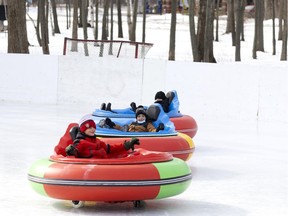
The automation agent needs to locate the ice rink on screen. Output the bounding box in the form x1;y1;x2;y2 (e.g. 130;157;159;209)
1;102;287;216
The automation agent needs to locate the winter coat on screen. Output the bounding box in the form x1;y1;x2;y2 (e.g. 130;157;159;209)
155;98;170;113
73;131;127;158
127;121;157;132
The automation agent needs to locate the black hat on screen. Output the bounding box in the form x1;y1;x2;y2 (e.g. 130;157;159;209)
135;107;147;118
155;91;166;100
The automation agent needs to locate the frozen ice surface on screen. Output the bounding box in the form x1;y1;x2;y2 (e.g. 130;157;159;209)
0;102;287;216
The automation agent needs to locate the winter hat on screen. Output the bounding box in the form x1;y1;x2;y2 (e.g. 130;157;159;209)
155;91;166;100
79;119;96;133
135;107;147;118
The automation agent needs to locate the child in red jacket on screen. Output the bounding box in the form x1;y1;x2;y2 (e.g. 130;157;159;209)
65;118;139;158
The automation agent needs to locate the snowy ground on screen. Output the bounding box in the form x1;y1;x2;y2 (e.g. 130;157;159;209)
0;102;287;216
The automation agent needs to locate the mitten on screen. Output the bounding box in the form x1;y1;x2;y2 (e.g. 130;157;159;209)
66;144;77;156
105;117;116;128
124;137;140;150
156;123;164;132
130;102;137;112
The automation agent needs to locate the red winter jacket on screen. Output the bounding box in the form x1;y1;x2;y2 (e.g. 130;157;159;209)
73;132;128;159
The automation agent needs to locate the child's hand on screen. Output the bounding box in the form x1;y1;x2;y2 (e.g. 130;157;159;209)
124;138;140;150
156;123;164;132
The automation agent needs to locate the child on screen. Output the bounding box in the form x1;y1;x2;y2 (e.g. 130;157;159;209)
104;106;164;132
65;117;140;158
130;91;170;113
100;91;170;113
154;91;170;113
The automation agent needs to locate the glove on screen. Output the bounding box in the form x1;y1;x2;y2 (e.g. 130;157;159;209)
105;117;116;128
130;102;137;112
66;144;77;156
124;137;140;150
156;123;164;132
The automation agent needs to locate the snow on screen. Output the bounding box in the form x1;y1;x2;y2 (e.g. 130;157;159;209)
0;5;288;216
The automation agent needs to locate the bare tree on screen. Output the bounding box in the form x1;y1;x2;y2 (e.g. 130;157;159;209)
189;0;199;61
235;0;244;61
38;0;50;54
231;0;235;46
94;0;99;40
71;0;78;52
7;0;29;53
127;0;133;40
215;0;220;42
88;0;94;27
278;0;284;40
101;0;110;40
50;0;61;33
66;0;72;29
197;0;216;62
225;0;233;33
109;0;114;55
168;0;177;61
116;0;123;38
110;0;114;41
252;0;264;59
130;0;138;42
272;0;276;55
81;0;88;56
142;0;147;43
280;0;287;60
203;0;216;63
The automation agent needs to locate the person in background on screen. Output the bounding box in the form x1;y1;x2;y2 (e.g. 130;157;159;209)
103;106;164;133
100;90;170;113
65;118;140;158
154;91;170;113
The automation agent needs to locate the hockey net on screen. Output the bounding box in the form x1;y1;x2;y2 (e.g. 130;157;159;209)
63;37;153;59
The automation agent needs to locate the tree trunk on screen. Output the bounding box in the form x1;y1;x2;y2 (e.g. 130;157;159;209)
7;0;29;53
235;0;244;61
197;0;206;61
88;0;94;27
252;0;265;58
231;0;235;46
65;0;71;29
38;0;50;54
127;0;133;40
51;0;61;33
197;0;216;62
280;0;287;60
264;0;273;20
168;0;177;61
272;0;276;55
189;0;199;62
142;0;146;43
256;0;264;51
116;0;123;38
109;0;114;55
82;0;88;56
278;0;284;40
101;0;109;40
203;0;216;63
94;0;99;40
226;0;232;33
215;0;220;42
131;0;138;42
71;0;78;52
